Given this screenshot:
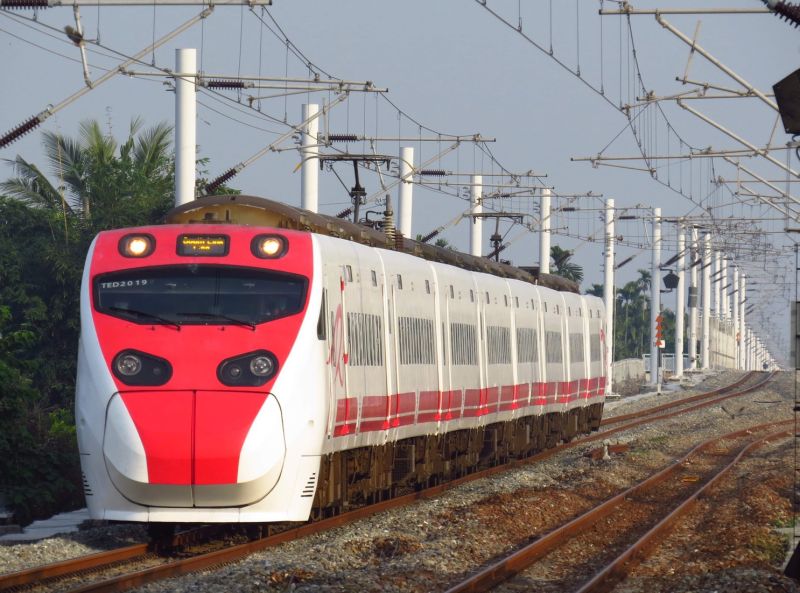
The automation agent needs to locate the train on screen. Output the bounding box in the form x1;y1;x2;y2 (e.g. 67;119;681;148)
76;195;607;524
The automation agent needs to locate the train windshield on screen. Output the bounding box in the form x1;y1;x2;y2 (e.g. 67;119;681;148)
94;265;308;326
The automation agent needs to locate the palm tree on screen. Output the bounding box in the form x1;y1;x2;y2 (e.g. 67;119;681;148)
550;245;584;284
1;118;174;240
585;283;603;297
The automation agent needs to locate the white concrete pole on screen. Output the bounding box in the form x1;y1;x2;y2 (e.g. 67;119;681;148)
713;251;721;319
688;227;699;369
650;208;662;386
733;273;748;369
603;199;615;391
732;266;740;369
539;188;551;274
397;147;414;238
174;48;197;206
722;258;730;320
470;175;483;257
301;103;320;213
675;225;685;378
702;233;712;370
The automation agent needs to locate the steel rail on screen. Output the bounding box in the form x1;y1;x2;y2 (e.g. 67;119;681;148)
601;370;758;426
0;545;148;590
574;426;793;593
1;372;774;593
441;420;793;593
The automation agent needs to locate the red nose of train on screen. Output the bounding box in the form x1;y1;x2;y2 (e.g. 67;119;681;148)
89;225;313;508
103;389;286;507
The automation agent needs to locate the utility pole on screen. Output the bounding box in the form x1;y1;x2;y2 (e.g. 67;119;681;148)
650;208;662;387
397;147;414;238
540;188;551;274
722;258;730;320
732;266;740;368
675;224;685;378
714;251;722;319
688;226;699;370
174;48;197;207
604;198;615;393
300;103;319;213
470;175;483;257
702;233;712;369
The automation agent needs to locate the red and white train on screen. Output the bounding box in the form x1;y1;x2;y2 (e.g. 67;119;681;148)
76;195;607;524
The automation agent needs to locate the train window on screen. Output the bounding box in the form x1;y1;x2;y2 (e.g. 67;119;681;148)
371;270;377;287
555;305;560;315
317;289;327;340
590;333;601;362
589;309;593;319
487;326;511;364
545;331;563;363
504;295;508;307
515;296;519;308
397;274;403;289
568;307;571;317
398;317;435;365
543;302;548;313
347;312;383;366
569;333;585;363
94;265;307;327
470;289;474;302
345;265;353;282
450;285;454;298
531;299;535;310
516;327;538;363
485;292;490;304
425;279;431;294
450;322;478;365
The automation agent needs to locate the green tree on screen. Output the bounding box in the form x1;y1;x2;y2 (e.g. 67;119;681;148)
550;245;583;284
585;283;604;297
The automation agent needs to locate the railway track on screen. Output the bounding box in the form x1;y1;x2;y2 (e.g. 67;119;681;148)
441;419;792;593
0;371;777;593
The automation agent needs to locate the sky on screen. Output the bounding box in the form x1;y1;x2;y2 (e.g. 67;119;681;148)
1;0;797;361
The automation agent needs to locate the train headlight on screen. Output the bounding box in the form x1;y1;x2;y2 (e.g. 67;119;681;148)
119;234;155;258
218;350;277;387
251;235;287;259
112;350;172;386
115;353;142;376
249;355;274;377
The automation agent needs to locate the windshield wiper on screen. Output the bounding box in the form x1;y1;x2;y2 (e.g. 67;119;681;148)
176;312;256;331
108;306;181;330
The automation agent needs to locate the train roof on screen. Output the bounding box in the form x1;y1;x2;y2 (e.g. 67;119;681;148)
165;194;580;294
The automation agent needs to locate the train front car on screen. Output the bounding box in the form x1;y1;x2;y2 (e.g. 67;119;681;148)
76;226;327;523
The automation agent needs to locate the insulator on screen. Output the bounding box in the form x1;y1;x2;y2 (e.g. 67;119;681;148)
205;79;245;90
0;115;42;149
419;169;446;176
394;231;405;251
765;0;800;27
204;167;239;194
336;206;353;219
327;134;358;143
419;229;440;244
0;0;48;8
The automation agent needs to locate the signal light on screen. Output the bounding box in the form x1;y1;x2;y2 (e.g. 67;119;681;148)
119;234;155;258
655;314;665;348
251;234;287;259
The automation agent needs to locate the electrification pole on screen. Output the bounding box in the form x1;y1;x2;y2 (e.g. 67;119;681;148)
300;103;319;213
398;147;414;238
470;175;483;257
688;226;699;370
675;225;685;378
604;198;615;393
174;48;196;206
702;233;712;369
540;188;551;274
650;208;662;387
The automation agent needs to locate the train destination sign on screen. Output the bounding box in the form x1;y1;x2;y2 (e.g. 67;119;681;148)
177;234;229;256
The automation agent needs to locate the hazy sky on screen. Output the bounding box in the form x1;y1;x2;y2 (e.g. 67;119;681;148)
1;0;797;357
